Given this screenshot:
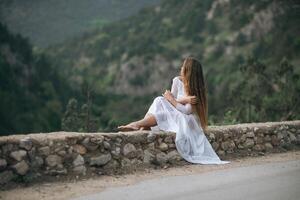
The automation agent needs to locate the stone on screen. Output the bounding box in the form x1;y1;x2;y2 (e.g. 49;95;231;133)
19;138;33;150
223;133;230;140
0;171;14;184
290;128;296;133
156;152;168;165
39;146;50;156
246;131;255;138
264;135;271;142
164;135;173;143
244;138;255;148
13;160;29;175
256;136;264;144
167;150;182;164
277;133;284;140
46;155;62;167
212;142;219;150
72;144;87;155
136;149;144;159
10;150;27;161
209;133;216;141
31;156;44;168
217;150;225;156
253;144;264;151
111;147;121;157
103;141;111;150
229;141;236;150
147;133;156;142
73;155;85;167
103;159;120;170
148;142;155;149
27;147;37;160
1;144;13;154
288;133;297;143
115;137;123;144
121;158;131;168
122;143;137;158
240;134;247;143
90;136;104;145
130;158;143;166
90;154;112;166
57;150;66;157
265;143;273;151
143;149;155;164
0;159;7;171
73;165;86;175
82;138;99;151
126;134;147;143
271;135;279;146
48;168;67;176
158;142;169;151
221;141;230;151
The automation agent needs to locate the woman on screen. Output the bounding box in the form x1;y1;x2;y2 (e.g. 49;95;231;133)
118;57;230;164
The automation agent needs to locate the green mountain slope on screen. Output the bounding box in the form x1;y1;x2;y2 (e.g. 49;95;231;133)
42;0;300;129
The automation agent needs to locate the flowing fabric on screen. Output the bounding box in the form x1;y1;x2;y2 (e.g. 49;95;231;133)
146;76;230;165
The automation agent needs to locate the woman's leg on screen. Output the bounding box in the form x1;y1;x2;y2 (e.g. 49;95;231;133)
118;113;157;131
139;113;153;130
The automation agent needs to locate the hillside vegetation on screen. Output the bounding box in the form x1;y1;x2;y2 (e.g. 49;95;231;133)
0;23;76;135
43;0;300;130
1;0;299;134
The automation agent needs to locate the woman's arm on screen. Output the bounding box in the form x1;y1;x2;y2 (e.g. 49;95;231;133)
170;77;198;105
177;96;198;105
163;90;193;114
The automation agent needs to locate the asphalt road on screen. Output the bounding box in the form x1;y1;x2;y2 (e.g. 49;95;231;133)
71;160;300;200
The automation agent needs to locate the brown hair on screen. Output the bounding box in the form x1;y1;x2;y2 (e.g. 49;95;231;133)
181;57;208;131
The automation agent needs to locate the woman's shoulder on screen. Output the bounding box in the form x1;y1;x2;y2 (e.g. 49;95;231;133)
173;76;182;82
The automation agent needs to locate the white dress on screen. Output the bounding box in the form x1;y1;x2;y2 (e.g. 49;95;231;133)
146;76;230;165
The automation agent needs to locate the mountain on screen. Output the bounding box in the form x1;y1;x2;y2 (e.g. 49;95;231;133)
2;0;299;133
44;0;300;94
0;0;161;48
42;0;299;129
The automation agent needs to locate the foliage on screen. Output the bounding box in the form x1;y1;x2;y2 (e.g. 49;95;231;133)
0;22;73;135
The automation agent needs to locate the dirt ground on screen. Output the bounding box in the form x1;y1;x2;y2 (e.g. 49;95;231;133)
1;150;300;200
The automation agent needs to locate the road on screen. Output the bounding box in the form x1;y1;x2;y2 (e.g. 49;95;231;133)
72;160;300;200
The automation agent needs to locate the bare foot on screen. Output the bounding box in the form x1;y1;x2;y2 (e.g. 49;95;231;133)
139;126;151;130
117;122;140;132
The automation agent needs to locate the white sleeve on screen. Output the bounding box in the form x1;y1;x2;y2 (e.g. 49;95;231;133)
171;77;178;99
175;103;193;115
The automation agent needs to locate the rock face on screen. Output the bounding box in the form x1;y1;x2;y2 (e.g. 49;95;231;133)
0;120;299;185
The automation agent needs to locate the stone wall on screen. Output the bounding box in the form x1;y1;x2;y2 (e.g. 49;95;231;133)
0;120;299;186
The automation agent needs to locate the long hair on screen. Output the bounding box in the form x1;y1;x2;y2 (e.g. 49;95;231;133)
181;57;208;131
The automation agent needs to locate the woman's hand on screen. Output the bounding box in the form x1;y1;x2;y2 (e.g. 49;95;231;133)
162;90;178;108
162;90;175;103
